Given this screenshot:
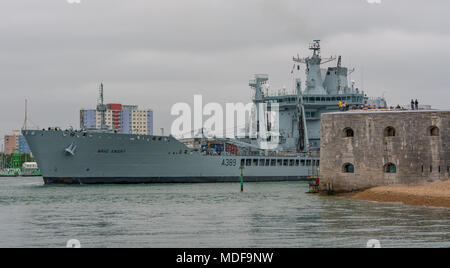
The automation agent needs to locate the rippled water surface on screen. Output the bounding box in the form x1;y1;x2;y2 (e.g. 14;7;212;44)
0;177;449;248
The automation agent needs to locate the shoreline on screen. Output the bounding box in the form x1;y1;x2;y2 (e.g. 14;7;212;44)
352;180;450;208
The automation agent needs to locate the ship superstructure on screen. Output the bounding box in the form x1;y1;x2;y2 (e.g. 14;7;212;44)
249;40;386;152
22;41;386;185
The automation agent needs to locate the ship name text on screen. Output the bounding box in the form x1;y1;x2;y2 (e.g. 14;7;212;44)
97;149;126;154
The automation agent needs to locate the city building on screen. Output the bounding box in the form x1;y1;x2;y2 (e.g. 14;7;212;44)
320;110;450;193
4;135;16;155
80;103;154;135
3;130;31;155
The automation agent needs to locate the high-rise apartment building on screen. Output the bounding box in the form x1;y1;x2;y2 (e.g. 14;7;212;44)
80;104;154;135
3;130;31;155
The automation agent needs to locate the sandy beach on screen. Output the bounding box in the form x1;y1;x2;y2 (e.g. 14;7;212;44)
352;180;450;208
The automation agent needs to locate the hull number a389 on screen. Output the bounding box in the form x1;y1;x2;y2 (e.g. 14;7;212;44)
222;159;237;166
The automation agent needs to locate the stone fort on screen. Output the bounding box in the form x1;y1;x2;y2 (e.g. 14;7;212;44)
319;110;450;193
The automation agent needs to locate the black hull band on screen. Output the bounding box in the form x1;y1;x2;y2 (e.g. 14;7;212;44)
43;176;308;185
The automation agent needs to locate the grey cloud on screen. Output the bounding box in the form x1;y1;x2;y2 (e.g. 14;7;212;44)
1;0;449;138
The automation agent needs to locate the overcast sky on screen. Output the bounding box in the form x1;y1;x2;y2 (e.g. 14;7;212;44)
1;0;449;139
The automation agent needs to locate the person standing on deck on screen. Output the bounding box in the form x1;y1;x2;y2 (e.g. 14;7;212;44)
411;99;415;110
415;99;419;110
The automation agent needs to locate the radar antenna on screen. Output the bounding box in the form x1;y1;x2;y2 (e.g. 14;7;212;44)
309;40;321;55
293;40;336;65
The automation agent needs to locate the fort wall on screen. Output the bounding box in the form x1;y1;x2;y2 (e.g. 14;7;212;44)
319;110;450;192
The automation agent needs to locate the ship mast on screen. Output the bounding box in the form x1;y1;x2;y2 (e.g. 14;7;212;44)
337;56;342;94
293;40;336;95
22;99;28;130
292;40;335;152
97;83;107;130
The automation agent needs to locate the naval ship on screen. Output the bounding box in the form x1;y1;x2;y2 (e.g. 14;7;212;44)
23;41;386;185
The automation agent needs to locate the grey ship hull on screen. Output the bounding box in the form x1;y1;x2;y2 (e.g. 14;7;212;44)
23;130;318;185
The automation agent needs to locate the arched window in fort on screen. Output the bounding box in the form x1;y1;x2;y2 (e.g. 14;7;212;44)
384;163;397;173
343;127;354;137
429;126;440;136
384;127;396;137
342;163;355;173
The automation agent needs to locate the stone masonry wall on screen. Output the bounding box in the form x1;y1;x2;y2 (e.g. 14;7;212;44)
319;111;450;192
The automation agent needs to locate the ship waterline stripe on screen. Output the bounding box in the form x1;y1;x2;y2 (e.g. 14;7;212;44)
43;176;309;185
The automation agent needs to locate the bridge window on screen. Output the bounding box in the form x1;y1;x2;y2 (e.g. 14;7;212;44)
289;160;295;166
384;127;396;137
344;127;354;137
260;159;265;166
265;159;270;166
253;159;259;166
246;159;252;166
384;163;397;173
283;159;288;166
429;126;440;136
342;163;355;173
271;159;276;166
277;159;283;166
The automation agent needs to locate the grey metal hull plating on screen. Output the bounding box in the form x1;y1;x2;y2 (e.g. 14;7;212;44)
23;130;318;185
